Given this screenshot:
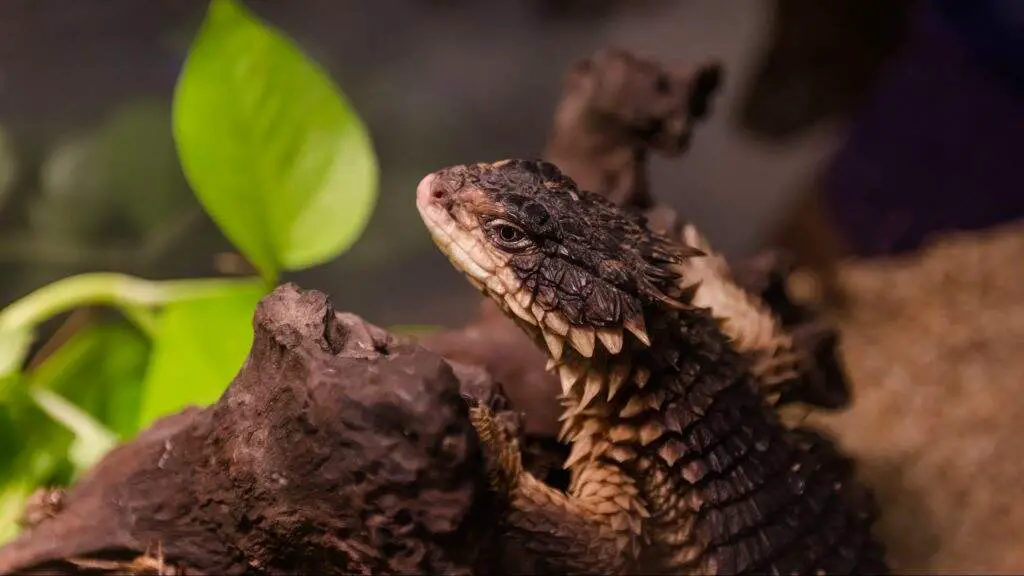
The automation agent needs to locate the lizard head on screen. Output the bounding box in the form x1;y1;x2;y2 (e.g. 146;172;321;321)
416;158;703;362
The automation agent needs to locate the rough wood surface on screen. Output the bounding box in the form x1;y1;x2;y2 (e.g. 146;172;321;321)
0;284;505;575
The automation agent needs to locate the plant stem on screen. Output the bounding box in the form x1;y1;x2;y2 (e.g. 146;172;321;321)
120;305;160;339
0;272;266;334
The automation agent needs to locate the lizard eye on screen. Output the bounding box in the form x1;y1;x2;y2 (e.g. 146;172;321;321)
486;219;532;251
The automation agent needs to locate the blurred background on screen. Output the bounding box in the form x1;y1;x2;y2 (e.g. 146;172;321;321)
1;0;1022;353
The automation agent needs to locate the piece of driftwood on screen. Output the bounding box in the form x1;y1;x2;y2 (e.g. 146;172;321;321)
0;284;510;575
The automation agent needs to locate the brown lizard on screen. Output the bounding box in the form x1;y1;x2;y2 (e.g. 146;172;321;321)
416;159;887;574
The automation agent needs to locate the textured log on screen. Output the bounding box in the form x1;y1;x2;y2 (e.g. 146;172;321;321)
0;284;505;575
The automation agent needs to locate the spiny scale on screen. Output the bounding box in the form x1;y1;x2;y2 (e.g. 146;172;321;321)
564;435;593;468
580;370;604;409
596;327;624;354
620;395;650;418
657;440;685;467
569;326;596;357
546;312;570;336
558;361;586;396
639;420;665;445
543;330;565;360
505;294;535;325
607;362;631;401
624;315;651;346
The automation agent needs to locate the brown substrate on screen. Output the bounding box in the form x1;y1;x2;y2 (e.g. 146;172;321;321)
803;220;1024;572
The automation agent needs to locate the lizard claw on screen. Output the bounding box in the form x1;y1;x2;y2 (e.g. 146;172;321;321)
468;403;524;495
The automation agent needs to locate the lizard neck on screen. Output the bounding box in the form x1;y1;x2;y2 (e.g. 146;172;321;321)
549;301;752;472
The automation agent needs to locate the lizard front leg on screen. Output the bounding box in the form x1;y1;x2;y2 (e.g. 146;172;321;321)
469;403;646;574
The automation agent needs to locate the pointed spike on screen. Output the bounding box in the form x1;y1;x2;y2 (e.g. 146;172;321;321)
545;357;559;372
664;408;683;433
607;446;637;463
636;502;651;518
624;315;651;346
596;327;624;354
678;280;702;303
563;436;593;469
594;500;621;515
628;512;643;535
530;302;546;324
577;418;603;439
680;244;706;258
608;424;638;443
563;402;585;419
647;391;664;410
658;440;684;467
545;312;570;336
639;421;666;446
559;363;585;396
607;362;631;401
543;330;565;361
568;326;596;358
505;295;536;325
608;513;629;533
620;395;649;418
613;494;633;510
517;289;534;310
633;366;651;389
558;419;576;442
580;371;603;409
682;460;709;483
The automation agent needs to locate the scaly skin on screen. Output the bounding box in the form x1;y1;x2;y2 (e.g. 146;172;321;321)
672;224;815;428
416;159;888;574
542;48;848;419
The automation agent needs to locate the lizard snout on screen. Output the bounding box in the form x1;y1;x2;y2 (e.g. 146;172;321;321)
415;171;443;209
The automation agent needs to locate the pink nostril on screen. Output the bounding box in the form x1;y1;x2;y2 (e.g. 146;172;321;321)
415;172;441;208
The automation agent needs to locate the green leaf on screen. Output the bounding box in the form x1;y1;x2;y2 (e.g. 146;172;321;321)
29;389;116;471
172;0;378;281
0;323;150;545
23;323;151;439
137;284;265;428
0;480;35;544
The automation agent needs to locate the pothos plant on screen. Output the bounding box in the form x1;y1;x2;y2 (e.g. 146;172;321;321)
0;0;378;543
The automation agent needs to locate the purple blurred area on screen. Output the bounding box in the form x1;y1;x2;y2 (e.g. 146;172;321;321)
824;0;1024;256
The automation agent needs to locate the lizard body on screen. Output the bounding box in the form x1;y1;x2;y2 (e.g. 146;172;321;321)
416;159;887;574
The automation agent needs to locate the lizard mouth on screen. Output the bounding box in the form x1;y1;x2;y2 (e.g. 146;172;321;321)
416;170;509;294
